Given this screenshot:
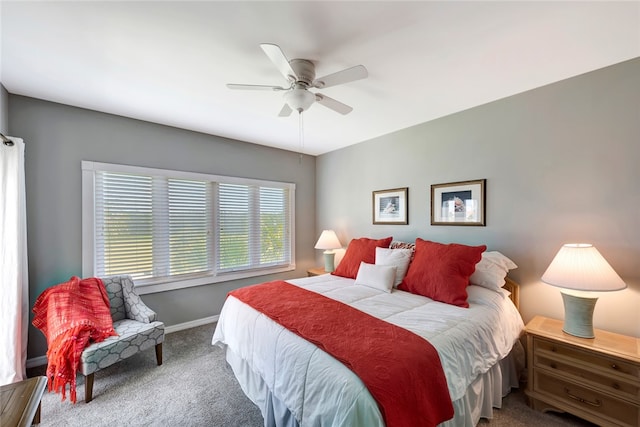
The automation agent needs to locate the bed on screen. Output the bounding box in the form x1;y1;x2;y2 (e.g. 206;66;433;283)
212;238;525;427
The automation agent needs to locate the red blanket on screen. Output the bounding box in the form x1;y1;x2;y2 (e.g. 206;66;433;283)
32;276;117;403
230;280;454;427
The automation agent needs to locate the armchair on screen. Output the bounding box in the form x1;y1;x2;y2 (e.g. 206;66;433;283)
79;275;164;402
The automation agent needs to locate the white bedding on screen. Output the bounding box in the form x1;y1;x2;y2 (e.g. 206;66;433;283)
212;273;524;426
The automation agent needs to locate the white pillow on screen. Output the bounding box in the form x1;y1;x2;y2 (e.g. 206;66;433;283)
355;262;397;293
375;247;412;287
469;251;517;290
482;251;517;270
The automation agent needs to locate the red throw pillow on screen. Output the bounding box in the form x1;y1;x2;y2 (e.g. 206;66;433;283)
332;236;393;279
398;239;486;308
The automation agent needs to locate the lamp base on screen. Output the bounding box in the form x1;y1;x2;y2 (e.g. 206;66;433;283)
323;251;336;273
560;291;598;338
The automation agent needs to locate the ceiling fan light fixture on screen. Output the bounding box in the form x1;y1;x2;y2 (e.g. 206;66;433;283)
284;87;315;113
228;43;366;117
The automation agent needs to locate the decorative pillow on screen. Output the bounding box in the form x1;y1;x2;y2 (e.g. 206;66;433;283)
354;262;397;293
375;247;413;287
390;240;416;260
469;251;517;291
398;238;486;308
332;236;393;279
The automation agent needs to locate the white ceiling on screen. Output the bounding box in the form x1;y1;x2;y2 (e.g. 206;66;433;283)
1;1;639;155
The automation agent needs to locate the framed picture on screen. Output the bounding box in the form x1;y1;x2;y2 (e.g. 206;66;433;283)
431;179;486;226
373;188;408;225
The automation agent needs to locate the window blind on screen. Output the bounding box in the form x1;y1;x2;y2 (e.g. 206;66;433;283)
167;179;212;276
95;172;212;281
217;183;291;272
95;172;154;279
84;161;295;290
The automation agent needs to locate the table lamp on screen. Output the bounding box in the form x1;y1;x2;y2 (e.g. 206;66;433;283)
541;243;626;338
314;230;342;273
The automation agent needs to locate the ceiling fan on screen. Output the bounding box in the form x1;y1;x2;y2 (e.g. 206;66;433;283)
227;43;368;116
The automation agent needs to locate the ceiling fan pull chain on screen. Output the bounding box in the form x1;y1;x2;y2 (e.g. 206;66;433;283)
299;111;304;163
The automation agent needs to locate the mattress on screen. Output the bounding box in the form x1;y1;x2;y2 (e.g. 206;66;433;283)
212;273;524;426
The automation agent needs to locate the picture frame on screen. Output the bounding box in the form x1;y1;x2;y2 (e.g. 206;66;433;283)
373;187;408;225
431;179;486;226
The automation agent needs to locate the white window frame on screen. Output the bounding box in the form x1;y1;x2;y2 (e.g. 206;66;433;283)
82;161;296;294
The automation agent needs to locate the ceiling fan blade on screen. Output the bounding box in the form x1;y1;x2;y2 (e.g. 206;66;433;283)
226;83;287;91
260;43;297;82
315;93;353;115
313;65;368;89
278;103;293;117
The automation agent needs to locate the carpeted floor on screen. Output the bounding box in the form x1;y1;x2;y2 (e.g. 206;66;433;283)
29;323;596;426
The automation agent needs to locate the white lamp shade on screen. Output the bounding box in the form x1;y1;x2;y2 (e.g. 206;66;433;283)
314;230;342;250
541;244;626;292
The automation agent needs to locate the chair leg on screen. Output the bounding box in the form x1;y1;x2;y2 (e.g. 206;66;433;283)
85;373;94;403
155;343;163;366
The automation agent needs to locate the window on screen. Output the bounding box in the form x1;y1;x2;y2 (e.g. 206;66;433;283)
217;184;291;272
82;161;295;294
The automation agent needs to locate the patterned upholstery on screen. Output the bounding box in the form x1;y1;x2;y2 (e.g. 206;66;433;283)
79;275;164;402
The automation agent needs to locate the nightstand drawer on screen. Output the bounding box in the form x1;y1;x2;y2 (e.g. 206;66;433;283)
536;353;639;402
526;317;640;427
535;338;640;380
535;370;638;426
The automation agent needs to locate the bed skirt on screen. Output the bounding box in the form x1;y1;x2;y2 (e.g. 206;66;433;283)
223;339;525;427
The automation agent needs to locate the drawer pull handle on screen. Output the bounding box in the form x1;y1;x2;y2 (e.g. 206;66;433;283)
564;388;602;407
550;346;557;352
611;363;619;370
612;383;620;390
549;363;557;369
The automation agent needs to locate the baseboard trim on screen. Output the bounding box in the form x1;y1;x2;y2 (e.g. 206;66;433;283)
26;315;219;368
26;355;48;369
165;315;219;334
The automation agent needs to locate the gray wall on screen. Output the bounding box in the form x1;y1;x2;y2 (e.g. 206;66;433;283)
0;84;8;133
317;58;640;338
8;58;640;361
8;96;317;359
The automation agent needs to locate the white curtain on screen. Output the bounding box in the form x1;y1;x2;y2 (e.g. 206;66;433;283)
0;137;28;385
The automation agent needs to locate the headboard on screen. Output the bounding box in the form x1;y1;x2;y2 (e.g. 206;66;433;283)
503;277;520;311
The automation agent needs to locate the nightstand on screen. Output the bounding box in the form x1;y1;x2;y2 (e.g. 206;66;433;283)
525;316;640;427
307;267;328;277
0;376;47;427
